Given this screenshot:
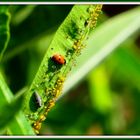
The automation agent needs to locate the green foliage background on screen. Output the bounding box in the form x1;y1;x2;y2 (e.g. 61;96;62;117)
0;5;140;135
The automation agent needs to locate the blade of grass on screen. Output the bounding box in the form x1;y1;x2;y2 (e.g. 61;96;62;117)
23;5;103;133
88;65;113;114
11;5;36;26
0;6;10;62
0;93;23;129
62;6;140;95
0;72;35;135
109;46;140;89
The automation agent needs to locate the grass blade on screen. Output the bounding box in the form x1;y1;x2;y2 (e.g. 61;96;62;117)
0;72;35;135
62;6;140;95
0;93;23;129
0;6;10;62
23;5;103;134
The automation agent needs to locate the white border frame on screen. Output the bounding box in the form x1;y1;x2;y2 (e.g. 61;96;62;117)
0;2;140;4
1;136;140;138
0;2;140;138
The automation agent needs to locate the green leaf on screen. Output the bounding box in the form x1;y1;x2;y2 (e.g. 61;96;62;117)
110;46;140;89
11;5;36;26
7;112;35;135
62;6;140;95
0;93;23;129
0;6;10;62
88;65;113;114
23;5;102;133
0;72;35;135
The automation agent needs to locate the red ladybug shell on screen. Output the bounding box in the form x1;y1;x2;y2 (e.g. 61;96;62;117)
51;54;66;65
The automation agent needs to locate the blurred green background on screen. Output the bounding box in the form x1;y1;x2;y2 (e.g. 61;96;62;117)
1;5;140;135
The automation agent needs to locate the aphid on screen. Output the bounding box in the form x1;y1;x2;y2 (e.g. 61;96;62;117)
39;115;46;122
45;99;55;112
51;54;66;65
34;91;42;108
33;121;42;131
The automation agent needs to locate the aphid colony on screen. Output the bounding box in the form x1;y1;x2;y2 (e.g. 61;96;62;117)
87;5;102;28
28;5;103;134
33;98;55;134
28;52;66;134
32;76;65;134
72;5;102;55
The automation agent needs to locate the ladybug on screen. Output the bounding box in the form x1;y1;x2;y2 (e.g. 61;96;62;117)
51;54;66;65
